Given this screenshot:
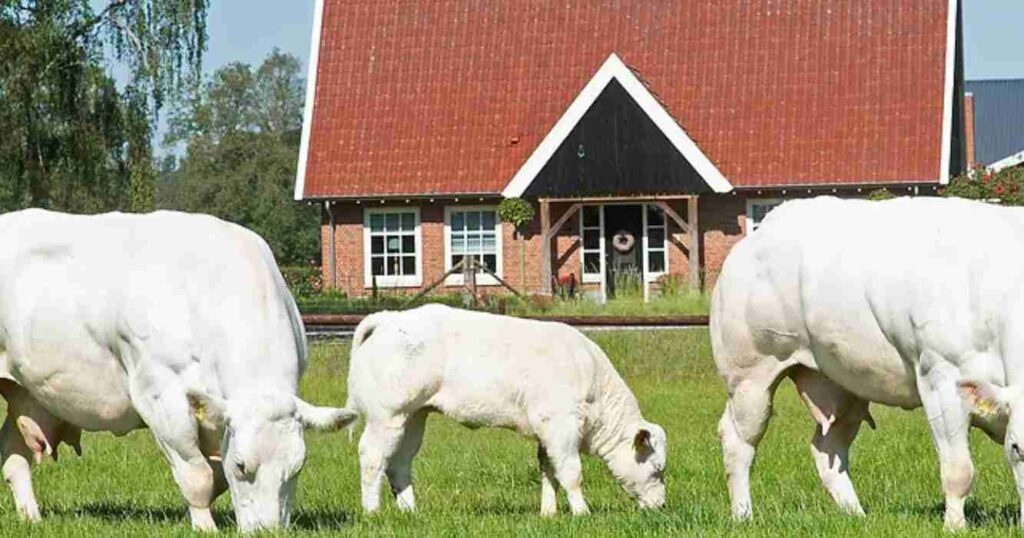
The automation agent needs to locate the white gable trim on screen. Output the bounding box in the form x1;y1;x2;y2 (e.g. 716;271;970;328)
938;0;958;185
293;0;325;201
501;53;733;198
989;151;1024;173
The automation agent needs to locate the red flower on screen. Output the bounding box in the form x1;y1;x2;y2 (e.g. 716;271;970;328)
995;184;1006;196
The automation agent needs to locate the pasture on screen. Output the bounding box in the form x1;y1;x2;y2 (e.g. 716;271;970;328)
1;329;1020;536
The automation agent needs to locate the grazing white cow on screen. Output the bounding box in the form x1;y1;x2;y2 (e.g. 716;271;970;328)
0;209;354;532
711;196;1024;529
346;304;667;515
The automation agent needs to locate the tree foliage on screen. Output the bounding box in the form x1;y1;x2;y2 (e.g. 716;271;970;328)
0;0;207;213
943;166;1024;205
159;50;318;265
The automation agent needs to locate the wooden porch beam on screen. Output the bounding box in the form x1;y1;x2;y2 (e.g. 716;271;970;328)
540;200;552;295
688;196;700;291
538;195;696;204
655;201;690;235
539;202;582;295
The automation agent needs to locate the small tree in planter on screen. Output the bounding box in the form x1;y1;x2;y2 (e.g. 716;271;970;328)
498;198;536;290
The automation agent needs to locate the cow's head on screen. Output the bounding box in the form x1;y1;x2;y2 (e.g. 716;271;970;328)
187;390;355;532
606;420;667;509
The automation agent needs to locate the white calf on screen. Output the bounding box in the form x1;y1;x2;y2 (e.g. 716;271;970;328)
346;305;667;515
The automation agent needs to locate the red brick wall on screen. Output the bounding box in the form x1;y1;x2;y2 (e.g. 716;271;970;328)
965;93;976;169
320;195;756;296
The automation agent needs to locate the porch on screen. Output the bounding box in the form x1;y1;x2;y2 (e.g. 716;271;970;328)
538;195;701;303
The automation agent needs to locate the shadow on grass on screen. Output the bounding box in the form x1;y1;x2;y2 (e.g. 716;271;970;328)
49;502;353;531
895;501;1018;528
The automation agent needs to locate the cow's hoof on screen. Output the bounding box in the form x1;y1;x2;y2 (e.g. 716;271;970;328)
16;504;41;523
943;517;967;532
189;507;218;532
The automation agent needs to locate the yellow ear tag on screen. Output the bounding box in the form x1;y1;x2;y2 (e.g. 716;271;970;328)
976;398;997;417
194;402;207;423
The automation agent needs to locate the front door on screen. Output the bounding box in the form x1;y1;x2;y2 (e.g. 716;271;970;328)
603;205;643;298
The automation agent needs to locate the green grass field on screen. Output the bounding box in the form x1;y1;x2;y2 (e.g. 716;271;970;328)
3;329;1022;536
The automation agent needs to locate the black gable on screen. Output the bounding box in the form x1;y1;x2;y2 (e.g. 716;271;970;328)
524;79;714;198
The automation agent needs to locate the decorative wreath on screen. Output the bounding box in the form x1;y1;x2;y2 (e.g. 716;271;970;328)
611;230;636;253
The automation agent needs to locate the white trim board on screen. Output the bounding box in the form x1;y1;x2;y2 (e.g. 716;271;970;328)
938;0;958;185
989;151;1024;173
294;0;325;201
501;53;733;198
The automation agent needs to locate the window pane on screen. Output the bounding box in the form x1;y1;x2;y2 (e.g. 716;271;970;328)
371;257;384;276
385;213;399;230
584;253;601;274
451;255;464;269
401;256;416;275
371;236;384;254
402;235;415;253
647;205;665;226
452;211;465;230
466;234;481;252
583;230;600;250
370;214;384;232
648;251;665;273
451;233;465;254
648;228;665;246
386;236;401;253
482;254;496;271
467;211;481;231
482;211;496;229
583;206;600;227
401;212;415;231
752;202;780;227
481;232;496;252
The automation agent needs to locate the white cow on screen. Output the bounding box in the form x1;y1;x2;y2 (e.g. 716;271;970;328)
711;196;1024;529
346;305;667;515
0;209;354;532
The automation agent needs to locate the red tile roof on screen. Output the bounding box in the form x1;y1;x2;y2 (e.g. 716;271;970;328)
299;0;955;199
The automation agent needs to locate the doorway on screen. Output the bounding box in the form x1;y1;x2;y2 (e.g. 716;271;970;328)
603;205;643;298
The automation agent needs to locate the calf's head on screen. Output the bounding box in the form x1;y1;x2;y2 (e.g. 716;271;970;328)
606;421;667;509
187;390;355;532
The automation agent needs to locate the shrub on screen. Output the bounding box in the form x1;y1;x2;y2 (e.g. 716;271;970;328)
943;166;1024;205
867;188;896;201
281;265;323;298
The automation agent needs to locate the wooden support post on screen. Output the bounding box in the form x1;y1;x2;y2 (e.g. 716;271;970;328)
465;254;478;306
688;196;700;291
540;200;552;295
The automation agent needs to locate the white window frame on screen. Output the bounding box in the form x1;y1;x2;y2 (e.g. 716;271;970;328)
363;207;423;288
443;206;503;286
745;198;784;233
579;205;605;284
642;203;669;283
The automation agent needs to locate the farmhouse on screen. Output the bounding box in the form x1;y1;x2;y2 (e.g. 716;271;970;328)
965;79;1024;171
295;0;967;299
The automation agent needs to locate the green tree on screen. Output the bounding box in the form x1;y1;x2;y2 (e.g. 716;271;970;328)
0;0;207;213
159;49;317;265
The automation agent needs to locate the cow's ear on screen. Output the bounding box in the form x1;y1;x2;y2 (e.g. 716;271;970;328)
294;398;358;432
633;428;653;453
959;380;1012;417
186;390;228;428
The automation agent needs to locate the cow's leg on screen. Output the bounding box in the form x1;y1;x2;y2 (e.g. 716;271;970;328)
359;418;406;513
0;418;40;522
539;419;588;515
916;357;974;530
791;368;867;515
127;370;218;531
537;444;559;517
385;409;428;512
718;371;779;520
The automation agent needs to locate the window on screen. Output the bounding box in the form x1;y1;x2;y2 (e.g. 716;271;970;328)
746;199;783;232
580;205;603;283
644;204;667;278
445;207;502;285
364;208;421;287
